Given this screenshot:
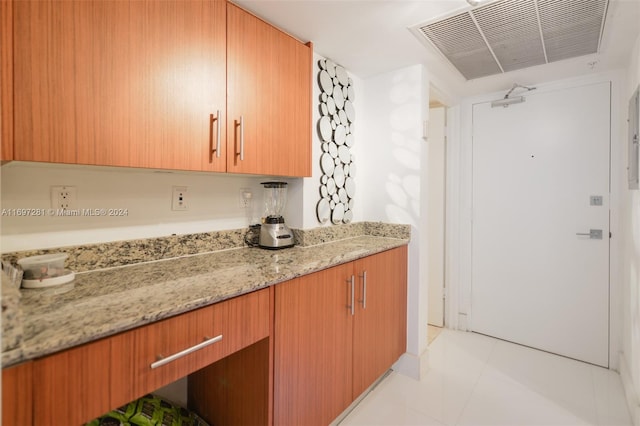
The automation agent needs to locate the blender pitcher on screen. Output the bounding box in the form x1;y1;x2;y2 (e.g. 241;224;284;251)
259;182;294;249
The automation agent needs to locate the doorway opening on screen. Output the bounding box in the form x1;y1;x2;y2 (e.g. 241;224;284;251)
427;90;448;341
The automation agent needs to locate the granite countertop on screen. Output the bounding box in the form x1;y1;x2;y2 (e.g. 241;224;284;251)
4;234;408;367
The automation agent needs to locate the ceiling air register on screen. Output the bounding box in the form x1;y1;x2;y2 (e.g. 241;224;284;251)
413;0;609;80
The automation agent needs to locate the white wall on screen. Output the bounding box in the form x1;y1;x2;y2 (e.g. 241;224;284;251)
0;162;272;252
361;64;430;379
620;32;640;426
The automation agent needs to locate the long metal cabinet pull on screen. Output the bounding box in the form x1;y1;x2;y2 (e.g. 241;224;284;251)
348;275;355;316
359;270;367;309
150;334;223;369
238;115;245;161
210;111;221;158
215;110;221;158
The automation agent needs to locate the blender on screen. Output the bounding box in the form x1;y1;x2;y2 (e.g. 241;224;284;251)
259;182;294;249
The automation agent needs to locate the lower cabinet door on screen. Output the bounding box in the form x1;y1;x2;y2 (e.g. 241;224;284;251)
352;246;408;397
2;361;33;426
273;247;408;424
33;338;112;426
273;263;354;426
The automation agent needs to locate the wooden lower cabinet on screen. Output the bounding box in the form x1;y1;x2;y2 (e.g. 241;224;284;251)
33;338;112;426
353;246;408;397
2;361;33;426
273;246;408;425
3;289;269;426
1;248;406;426
110;289;269;409
273;262;355;426
189;338;270;425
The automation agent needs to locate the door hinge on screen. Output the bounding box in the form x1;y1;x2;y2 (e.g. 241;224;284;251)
610;232;612;239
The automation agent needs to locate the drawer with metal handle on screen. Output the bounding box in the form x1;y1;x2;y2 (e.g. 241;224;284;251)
110;288;270;408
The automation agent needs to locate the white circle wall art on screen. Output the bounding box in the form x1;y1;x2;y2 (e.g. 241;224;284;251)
316;58;355;224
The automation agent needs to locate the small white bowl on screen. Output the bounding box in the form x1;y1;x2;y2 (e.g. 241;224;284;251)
21;270;76;289
17;253;69;282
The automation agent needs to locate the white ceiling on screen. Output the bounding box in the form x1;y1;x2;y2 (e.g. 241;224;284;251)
233;0;640;102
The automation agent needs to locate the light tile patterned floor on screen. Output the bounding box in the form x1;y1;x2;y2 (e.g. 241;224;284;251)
428;325;443;345
340;329;632;425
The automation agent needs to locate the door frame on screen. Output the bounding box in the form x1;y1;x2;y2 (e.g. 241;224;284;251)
444;70;626;369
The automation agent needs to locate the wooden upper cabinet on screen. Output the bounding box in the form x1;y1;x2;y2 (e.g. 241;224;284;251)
11;0;311;176
1;0;13;162
12;0;227;172
227;3;312;177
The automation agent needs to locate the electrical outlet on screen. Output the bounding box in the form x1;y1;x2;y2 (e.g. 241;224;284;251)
51;186;77;210
172;186;188;211
239;189;252;209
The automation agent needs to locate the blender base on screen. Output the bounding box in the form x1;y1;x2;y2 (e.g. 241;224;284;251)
259;222;295;249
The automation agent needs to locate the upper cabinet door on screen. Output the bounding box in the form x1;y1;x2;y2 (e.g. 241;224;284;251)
13;0;227;172
226;4;312;177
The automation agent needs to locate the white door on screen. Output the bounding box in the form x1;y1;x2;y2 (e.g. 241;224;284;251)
471;82;610;367
428;107;446;327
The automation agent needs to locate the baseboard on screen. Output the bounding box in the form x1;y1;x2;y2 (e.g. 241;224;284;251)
619;353;640;426
391;349;429;381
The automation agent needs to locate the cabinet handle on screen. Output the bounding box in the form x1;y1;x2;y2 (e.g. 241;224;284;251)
348;275;355;316
237;115;244;161
359;270;367;309
150;334;223;369
210;110;221;158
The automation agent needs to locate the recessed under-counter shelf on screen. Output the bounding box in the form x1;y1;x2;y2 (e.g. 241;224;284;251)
16;288;269;426
109;288;269;410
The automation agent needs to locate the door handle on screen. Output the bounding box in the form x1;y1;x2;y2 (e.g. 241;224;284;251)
576;229;603;239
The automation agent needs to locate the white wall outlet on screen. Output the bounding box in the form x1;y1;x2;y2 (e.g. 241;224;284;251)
172;186;188;211
239;188;252;209
51;186;77;210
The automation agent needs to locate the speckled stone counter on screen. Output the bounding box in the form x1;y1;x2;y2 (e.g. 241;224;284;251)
3;226;409;367
2;272;24;362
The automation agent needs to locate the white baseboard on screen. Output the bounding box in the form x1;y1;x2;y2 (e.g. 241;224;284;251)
392;349;429;381
619;353;640;426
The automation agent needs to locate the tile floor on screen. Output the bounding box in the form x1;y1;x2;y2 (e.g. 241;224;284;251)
340;329;632;425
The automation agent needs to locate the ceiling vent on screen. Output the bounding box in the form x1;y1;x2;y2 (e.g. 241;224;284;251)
412;0;609;80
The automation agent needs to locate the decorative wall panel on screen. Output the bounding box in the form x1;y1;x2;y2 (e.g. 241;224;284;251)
316;59;355;224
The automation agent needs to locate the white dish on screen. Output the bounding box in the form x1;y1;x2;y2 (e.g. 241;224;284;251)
22;269;75;289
